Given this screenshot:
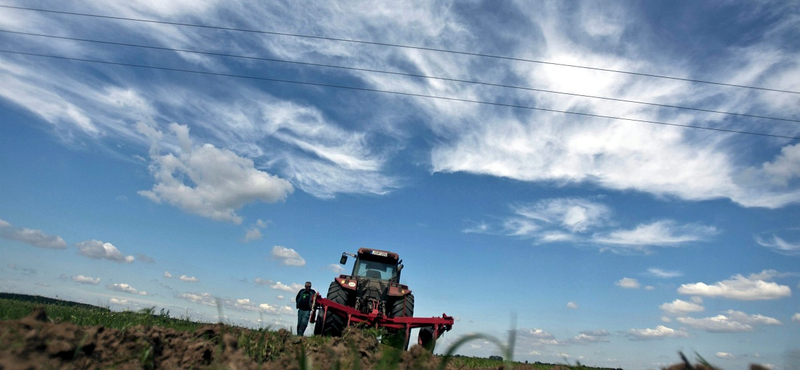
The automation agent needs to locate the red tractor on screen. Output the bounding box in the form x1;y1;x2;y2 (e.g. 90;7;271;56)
312;248;453;351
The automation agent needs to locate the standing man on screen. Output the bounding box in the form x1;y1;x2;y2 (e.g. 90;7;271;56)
295;281;316;335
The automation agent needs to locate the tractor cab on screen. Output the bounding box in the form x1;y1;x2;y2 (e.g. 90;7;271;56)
341;248;403;282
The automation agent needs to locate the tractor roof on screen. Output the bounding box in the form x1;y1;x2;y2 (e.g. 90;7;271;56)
357;248;399;261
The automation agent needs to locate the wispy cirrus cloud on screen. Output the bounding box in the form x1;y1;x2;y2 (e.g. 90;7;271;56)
647;268;683;279
591;220;718;253
463;199;717;253
756;233;800;256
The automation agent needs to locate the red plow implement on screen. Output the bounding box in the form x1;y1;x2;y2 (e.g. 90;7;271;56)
312;295;454;350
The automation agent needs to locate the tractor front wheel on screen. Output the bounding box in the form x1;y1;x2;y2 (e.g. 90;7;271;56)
384;293;414;350
315;281;349;337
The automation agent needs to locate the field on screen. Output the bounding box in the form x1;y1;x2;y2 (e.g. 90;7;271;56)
0;293;633;369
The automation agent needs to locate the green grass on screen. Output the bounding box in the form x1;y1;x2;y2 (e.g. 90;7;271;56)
0;297;202;331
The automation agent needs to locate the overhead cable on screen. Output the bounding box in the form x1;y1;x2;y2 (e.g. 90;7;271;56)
3;29;797;124
1;4;798;96
2;49;797;141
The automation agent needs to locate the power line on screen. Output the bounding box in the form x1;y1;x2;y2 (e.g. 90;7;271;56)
2;49;797;141
2;4;799;96
3;29;798;125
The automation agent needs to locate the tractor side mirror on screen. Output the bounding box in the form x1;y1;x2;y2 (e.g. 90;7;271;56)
339;254;348;265
398;264;404;272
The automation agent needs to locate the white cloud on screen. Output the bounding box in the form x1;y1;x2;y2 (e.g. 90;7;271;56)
678;271;792;300
625;325;689;341
677;310;782;333
258;303;280;315
243;219;271;243
138;123;294;224
243;227;262;243
231;298;261;312
327;264;346;274
254;277;273;286
107;283;147;295
511;198;611;234
519;328;556;340
179;275;199;282
280;306;294;315
659;299;704;315
135;253;155;263
570;330;610;344
518;328;561;346
109;298;129;306
72;275;100;285
177;292;217;306
462;221;491;234
271;246;306;266
716;352;736;360
592;220;717;251
792;313;800;323
164;271;173;278
271;281;303;293
615;277;640;289
0;220;67;249
76;240;134;263
647;268;683;278
566;301;579;309
756;234;800;256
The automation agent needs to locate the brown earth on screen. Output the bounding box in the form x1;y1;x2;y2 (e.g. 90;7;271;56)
0;307;748;370
0;307;493;370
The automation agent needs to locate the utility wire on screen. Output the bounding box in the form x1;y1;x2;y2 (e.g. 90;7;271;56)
2;4;798;96
2;49;797;141
3;29;798;125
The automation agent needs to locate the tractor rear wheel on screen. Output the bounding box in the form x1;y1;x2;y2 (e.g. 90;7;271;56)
384;293;414;350
315;281;348;337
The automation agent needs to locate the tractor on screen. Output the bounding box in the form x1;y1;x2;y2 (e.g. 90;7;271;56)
312;248;453;351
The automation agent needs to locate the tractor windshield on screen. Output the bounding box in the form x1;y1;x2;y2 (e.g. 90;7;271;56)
353;258;397;281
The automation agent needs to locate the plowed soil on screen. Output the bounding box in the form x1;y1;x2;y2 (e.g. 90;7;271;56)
0;307;491;370
0;307;732;370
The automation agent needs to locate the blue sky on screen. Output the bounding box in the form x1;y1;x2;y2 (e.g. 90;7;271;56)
1;1;799;369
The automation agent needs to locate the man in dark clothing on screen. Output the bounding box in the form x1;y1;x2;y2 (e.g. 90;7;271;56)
295;281;316;335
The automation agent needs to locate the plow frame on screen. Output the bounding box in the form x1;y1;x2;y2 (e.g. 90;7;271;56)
312;295;454;348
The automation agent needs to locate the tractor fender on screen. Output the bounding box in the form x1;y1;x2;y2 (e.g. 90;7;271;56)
388;284;412;297
334;276;358;291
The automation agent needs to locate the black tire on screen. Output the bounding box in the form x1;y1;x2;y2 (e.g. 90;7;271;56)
418;327;436;352
316;281;348;337
385;293;414;350
390;293;414;318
